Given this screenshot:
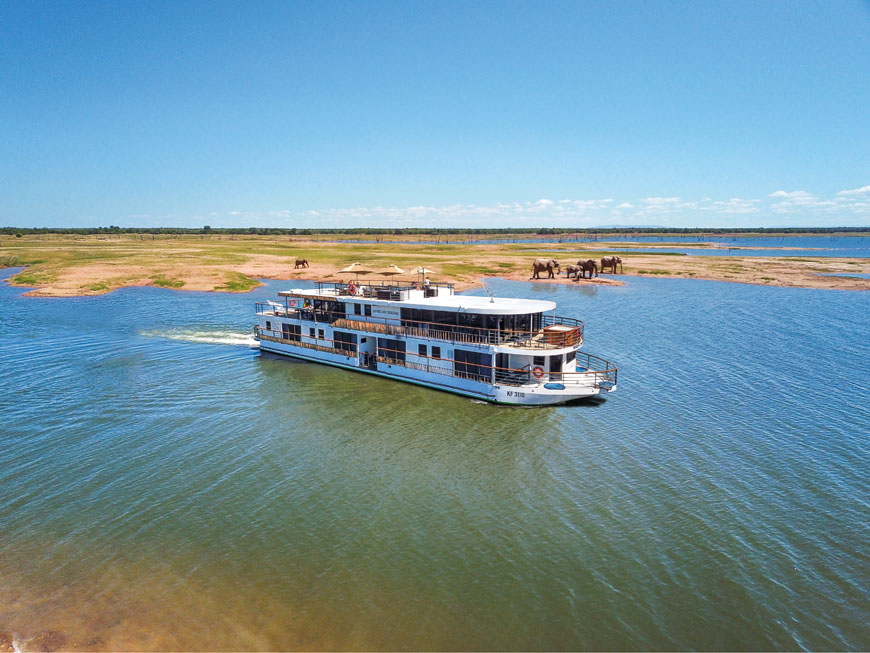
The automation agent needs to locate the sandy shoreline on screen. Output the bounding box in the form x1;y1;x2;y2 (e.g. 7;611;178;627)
1;234;869;296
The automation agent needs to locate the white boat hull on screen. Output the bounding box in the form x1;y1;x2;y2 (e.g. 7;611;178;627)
259;340;615;406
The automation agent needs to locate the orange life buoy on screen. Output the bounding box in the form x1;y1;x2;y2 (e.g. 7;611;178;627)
348;283;356;295
532;366;544;379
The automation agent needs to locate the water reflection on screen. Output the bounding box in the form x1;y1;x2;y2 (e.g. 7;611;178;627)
0;275;868;650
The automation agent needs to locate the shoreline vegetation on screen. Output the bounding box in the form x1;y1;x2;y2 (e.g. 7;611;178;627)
1;231;869;297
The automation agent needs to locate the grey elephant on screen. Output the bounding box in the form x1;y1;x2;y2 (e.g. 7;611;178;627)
600;256;623;274
531;258;560;279
577;259;598;279
565;264;583;280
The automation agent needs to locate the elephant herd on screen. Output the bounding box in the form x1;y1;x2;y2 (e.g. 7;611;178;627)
530;256;623;281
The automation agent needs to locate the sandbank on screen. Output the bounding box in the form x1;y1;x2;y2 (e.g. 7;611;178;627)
1;234;868;296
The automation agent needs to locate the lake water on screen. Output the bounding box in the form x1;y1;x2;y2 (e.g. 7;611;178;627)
328;235;870;257
534;247;862;257
1;269;868;650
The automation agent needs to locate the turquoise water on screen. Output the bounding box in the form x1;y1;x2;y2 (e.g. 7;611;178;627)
331;235;870;257
535;246;870;257
1;270;868;650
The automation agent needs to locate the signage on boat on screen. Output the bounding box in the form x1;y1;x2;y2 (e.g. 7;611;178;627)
371;306;401;318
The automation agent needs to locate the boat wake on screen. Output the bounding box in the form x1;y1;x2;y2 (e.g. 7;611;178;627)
140;328;259;347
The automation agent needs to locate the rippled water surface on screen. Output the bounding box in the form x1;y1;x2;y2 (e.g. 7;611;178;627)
1;270;868;650
330;235;870;256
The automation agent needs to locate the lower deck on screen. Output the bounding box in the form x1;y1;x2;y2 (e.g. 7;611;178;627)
255;326;616;406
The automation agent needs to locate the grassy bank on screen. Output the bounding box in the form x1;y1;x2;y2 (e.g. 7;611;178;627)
1;234;868;296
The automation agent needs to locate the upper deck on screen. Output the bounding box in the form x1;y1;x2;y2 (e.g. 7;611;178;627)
278;280;557;315
260;280;581;351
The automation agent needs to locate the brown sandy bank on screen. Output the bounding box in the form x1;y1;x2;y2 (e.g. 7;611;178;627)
1;234;868;296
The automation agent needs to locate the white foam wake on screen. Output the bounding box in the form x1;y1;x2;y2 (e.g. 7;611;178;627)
140;329;259;347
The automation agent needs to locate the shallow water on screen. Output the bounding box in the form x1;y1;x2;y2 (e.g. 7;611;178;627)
329;235;870;257
816;272;870;279
534;246;869;257
1;271;868;650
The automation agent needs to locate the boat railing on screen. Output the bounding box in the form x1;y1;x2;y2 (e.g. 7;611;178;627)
255;327;358;357
256;303;584;350
315;279;454;299
543;314;583;328
329;317;582;350
256;326;616;389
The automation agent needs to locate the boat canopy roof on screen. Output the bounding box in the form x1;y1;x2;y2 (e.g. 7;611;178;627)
278;288;556;315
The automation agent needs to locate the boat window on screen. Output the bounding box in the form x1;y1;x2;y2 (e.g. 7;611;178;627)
401;308;423;326
418;344;427;356
334;331;358;353
318;329;324;339
364;304;372;317
432;346;441;359
533;356;545;366
309;328;316;338
354;303;362;315
549;355;563;380
566;351;576;363
455;349;493;382
377;338;406;363
265;320;271;331
282;323;301;342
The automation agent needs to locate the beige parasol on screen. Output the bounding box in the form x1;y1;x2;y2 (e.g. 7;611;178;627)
375;264;406;278
338;262;375;282
413;266;435;279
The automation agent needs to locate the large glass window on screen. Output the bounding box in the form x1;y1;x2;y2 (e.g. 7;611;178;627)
454;349;493;382
282;323;301;341
549;354;563;380
377;338;406;363
334;331;358;353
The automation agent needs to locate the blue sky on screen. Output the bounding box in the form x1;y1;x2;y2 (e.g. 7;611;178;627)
2;0;868;228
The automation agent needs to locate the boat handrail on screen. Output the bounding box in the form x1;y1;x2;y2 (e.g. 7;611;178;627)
255;302;583;350
313;280;454;299
254;326;615;387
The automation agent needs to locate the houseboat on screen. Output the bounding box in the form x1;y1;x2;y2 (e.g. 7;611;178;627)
253;280;617;406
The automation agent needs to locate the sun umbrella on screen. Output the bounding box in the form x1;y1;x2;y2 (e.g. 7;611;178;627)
338;262;375;282
375;264;406;277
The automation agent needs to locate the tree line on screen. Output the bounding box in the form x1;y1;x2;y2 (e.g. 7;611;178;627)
1;226;868;237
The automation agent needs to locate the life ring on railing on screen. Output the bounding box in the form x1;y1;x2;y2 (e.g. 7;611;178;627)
348;283;356;295
532;366;544;379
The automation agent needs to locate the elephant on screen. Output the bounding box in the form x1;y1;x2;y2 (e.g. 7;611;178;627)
530;258;560;279
600;256;623;274
565;264;583;280
295;259;309;269
576;259;598;279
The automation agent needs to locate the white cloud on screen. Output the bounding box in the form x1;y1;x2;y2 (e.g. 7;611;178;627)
836;185;870;197
177;186;870;229
769;190;810;198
